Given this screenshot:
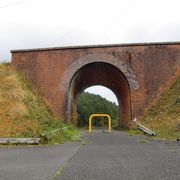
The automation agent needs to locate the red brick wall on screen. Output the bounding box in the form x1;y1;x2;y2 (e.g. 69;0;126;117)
11;43;180;126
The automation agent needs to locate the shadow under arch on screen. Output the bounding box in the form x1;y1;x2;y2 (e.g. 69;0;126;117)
60;53;139;91
67;61;132;128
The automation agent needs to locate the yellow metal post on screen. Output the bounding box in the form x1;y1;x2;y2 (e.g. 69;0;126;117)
108;116;112;132
88;114;111;133
89;115;92;132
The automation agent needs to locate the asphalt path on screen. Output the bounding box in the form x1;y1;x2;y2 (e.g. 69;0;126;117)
56;130;180;180
0;142;80;180
0;131;180;180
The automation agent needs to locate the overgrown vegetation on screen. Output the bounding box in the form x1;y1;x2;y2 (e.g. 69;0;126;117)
0;62;78;144
141;76;180;140
77;92;118;127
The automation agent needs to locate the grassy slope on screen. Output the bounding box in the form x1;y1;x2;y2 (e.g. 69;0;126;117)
141;76;180;139
0;63;78;144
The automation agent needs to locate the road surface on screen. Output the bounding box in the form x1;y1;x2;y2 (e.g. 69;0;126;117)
56;131;180;180
0;142;80;180
0;130;180;180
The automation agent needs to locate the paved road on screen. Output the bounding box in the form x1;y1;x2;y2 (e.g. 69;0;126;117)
56;131;180;180
0;142;80;180
0;131;180;180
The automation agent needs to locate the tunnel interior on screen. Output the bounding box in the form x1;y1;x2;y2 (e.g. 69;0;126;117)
67;62;131;127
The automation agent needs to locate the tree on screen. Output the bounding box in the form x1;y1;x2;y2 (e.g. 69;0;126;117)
77;92;118;127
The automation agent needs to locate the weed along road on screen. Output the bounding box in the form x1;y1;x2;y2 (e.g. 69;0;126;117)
0;131;180;180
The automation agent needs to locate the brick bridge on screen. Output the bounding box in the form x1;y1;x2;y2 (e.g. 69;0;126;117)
11;42;180;127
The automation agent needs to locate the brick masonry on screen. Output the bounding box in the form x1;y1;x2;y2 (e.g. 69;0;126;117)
11;42;180;127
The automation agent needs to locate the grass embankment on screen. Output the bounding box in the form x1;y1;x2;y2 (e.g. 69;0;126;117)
141;76;180;140
0;62;79;144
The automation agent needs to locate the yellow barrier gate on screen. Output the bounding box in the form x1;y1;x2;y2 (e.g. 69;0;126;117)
89;114;112;132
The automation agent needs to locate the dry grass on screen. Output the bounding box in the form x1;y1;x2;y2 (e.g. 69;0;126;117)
141;76;180;139
0;118;40;138
0;62;78;143
0;72;28;119
0;63;30;137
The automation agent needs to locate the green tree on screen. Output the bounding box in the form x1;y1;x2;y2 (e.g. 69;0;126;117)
77;92;118;127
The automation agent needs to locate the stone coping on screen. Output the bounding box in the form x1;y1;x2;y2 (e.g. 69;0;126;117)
11;41;180;53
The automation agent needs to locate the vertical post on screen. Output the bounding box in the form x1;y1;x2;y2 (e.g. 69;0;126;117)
108;116;112;132
89;115;92;132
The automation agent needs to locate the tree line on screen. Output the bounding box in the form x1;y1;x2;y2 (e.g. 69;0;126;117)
77;92;118;127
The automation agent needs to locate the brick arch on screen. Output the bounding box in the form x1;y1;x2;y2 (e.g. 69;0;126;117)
60;53;139;92
61;54;139;127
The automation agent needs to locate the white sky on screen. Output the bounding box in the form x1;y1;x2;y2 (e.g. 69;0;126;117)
85;86;118;105
0;0;180;103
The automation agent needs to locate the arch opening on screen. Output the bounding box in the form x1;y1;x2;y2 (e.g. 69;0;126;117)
77;85;119;128
85;85;119;105
67;62;131;128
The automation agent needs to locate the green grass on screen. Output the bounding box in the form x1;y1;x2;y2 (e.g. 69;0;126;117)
141;76;180;140
139;139;149;144
127;129;143;136
0;62;79;144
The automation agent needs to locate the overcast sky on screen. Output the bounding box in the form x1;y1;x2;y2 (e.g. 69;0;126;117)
1;0;180;103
